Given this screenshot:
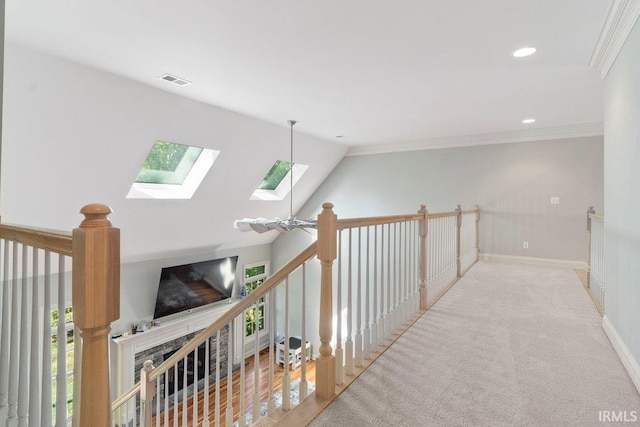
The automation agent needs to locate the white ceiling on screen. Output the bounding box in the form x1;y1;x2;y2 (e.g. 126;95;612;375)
6;0;610;149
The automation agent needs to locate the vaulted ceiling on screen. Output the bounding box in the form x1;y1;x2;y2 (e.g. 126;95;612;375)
2;1;611;259
7;0;610;151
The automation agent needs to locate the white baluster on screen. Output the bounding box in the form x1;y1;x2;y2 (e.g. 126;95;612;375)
371;226;379;352
0;240;10;416
363;226;371;360
29;248;41;427
385;224;392;340
335;231;344;385
403;221;409;323
393;223;399;332
7;242;19;424
163;370;169;427
41;251;52;427
299;263;308;400
215;331;221;427
345;230;354;376
378;225;385;347
252;298;260;421
282;277;290;411
173;360;179;427
17;245;29;427
226;325;233;427
155;372;160;427
204;338;211;426
402;221;407;320
194;345;199;426
267;289;276;415
237;316;246;427
354;227;363;368
182;353;188;426
56;255;67;426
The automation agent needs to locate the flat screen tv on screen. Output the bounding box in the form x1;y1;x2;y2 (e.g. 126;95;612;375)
153;256;238;320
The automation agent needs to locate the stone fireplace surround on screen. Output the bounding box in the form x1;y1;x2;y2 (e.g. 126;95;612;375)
111;301;239;408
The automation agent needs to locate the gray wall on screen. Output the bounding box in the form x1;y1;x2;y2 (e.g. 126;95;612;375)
603;19;640;366
275;136;604;264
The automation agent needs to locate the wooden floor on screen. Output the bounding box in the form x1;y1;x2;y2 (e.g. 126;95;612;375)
155;347;316;426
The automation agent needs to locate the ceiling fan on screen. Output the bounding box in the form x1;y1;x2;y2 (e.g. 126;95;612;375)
234;120;317;234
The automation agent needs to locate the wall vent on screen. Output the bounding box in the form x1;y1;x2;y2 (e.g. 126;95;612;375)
159;73;192;86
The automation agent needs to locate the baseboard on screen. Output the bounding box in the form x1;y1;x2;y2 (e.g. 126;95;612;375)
479;253;588;270
602;315;640;395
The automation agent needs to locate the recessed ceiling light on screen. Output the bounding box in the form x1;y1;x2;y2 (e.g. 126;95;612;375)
522;118;536;124
513;47;536;58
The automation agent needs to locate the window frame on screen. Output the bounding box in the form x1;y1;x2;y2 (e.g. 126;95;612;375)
126;143;219;200
243;261;270;340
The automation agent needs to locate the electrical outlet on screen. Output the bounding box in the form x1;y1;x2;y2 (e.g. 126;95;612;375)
523;241;529;249
550;197;560;205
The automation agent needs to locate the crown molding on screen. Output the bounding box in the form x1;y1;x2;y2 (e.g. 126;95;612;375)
589;0;640;79
345;122;604;156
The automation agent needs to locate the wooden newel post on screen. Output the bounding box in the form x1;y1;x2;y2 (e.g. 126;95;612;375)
586;206;595;289
316;202;337;400
140;360;156;427
72;204;120;427
418;205;428;310
455;205;462;277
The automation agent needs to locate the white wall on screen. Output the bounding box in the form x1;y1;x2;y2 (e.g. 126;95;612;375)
603;19;640;367
0;43;347;261
0;44;347;332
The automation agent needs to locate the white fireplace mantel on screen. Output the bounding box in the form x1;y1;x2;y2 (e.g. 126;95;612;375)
110;301;238;401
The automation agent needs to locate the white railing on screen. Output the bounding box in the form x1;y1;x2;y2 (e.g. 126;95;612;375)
0;226;76;427
0;204;120;427
425;206;479;306
459;208;479;275
587;208;605;313
111;203;480;426
334;215;422;385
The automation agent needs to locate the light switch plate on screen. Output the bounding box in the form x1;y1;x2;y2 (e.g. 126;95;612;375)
550;197;560;205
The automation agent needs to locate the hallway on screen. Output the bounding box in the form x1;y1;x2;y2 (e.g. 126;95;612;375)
310;261;640;426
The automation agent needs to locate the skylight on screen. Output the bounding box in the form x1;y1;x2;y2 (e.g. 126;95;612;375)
127;141;219;199
250;160;308;201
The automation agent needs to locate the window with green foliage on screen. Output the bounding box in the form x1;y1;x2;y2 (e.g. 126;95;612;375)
135;141;203;185
51;307;75;420
127;140;219;199
250;161;309;201
257;160;292;190
244;262;269;338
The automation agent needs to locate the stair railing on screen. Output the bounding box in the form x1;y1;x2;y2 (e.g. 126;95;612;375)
0;203;120;427
111;202;480;426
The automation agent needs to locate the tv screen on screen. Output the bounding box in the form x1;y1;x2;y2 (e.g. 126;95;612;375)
153;256;238;320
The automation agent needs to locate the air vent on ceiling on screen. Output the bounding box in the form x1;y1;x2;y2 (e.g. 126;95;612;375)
159;73;192;86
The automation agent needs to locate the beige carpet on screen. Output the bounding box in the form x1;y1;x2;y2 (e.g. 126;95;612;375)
309;261;640;426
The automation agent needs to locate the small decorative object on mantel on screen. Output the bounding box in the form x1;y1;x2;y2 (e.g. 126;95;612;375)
239;284;247;299
131;323;138;335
